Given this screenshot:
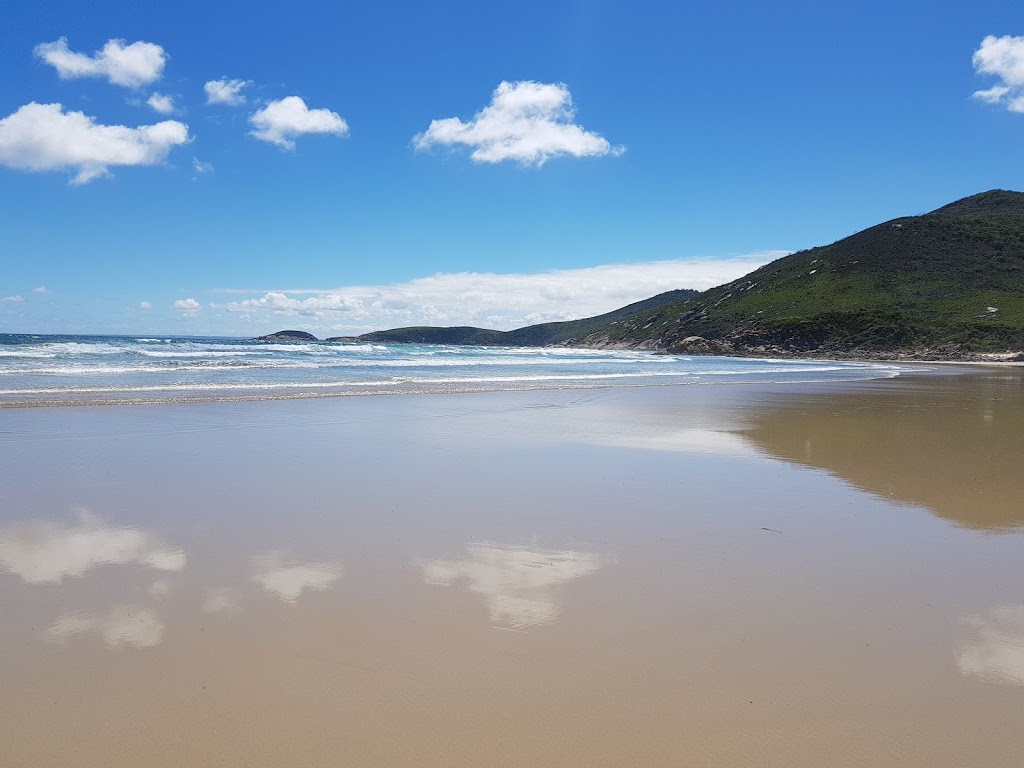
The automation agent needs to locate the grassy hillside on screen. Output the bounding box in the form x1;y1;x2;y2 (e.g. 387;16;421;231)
351;289;699;346
582;190;1024;354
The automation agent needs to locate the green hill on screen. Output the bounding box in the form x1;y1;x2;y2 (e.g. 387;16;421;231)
575;190;1024;356
347;289;699;346
329;190;1024;359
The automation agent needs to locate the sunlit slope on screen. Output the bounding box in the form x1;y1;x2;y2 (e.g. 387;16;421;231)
582;190;1024;353
354;289;699;346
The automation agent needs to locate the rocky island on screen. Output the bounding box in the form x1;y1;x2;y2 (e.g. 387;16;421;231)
252;330;320;342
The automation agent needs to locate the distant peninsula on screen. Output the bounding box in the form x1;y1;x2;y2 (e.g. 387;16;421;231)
253;330;319;342
252;290;699;347
256;190;1024;361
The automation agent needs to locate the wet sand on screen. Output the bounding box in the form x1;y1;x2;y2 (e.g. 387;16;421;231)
1;371;1023;767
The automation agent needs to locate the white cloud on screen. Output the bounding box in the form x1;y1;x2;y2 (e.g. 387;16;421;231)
423;543;604;628
192;157;213;176
173;297;201;312
146;92;175;115
0;102;189;184
218;253;783;334
204;78;251;106
46;605;164;649
972;35;1024;112
1;295;24;304
33;286;48;294
959;605;1024;684
0;510;185;585
252;552;342;603
414;80;623;166
249;96;349;149
139;300;152;310
973;85;1011;104
34;37;167;88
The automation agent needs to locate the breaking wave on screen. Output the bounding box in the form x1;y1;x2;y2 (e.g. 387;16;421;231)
0;333;922;407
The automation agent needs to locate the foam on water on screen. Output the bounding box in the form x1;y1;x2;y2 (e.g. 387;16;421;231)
0;333;923;407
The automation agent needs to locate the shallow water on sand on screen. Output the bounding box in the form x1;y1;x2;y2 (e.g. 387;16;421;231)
1;371;1022;767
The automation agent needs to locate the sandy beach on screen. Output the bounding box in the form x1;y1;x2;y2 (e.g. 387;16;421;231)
1;370;1023;767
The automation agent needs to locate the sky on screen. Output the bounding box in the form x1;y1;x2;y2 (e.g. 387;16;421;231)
1;0;1022;336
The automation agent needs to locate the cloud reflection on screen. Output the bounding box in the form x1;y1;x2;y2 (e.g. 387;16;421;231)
423;543;604;629
45;605;164;649
601;427;760;456
202;586;242;613
149;578;172;600
958;605;1024;685
0;510;185;584
251;551;342;603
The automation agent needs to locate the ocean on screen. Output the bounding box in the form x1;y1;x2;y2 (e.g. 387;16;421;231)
0;333;922;407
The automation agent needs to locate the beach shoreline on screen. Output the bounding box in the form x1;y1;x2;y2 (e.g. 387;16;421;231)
1;368;1022;767
0;338;938;409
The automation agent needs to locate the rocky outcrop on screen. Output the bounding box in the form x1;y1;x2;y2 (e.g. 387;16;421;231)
665;336;735;355
252;330;319;342
568;330;1023;363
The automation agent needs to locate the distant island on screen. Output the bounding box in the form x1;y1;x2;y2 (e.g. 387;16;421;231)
253;330;320;342
255;190;1024;361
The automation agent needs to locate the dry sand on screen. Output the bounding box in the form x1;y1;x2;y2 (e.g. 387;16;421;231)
1;370;1022;767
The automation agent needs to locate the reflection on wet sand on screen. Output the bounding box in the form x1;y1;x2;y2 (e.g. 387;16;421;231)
251;551;342;603
959;605;1024;685
0;509;186;583
423;543;605;629
45;605;164;649
743;373;1024;530
596;427;758;456
202;586;241;613
3;377;1024;766
149;578;172;600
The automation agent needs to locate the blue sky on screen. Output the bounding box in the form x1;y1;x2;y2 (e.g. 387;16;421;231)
1;0;1022;336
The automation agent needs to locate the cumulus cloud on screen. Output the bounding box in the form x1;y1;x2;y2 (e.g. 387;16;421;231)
423;543;604;628
973;85;1011;104
34;37;167;88
248;96;349;149
0;102;189;184
173;297;201;312
972;35;1024;112
139;300;152;310
217;254;782;333
204;77;251;106
1;295;24;304
0;510;185;585
46;605;164;649
252;551;342;603
33;286;48;294
414;80;623;166
146;92;175;115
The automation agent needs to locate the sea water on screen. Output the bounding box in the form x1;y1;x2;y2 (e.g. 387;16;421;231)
0;334;920;406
